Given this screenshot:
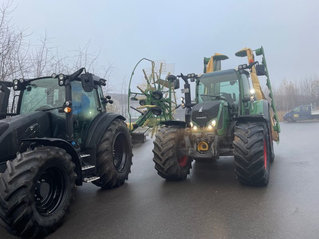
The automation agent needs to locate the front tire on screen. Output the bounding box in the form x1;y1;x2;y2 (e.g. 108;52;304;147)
0;146;76;238
153;126;192;180
93;119;133;189
233;123;270;186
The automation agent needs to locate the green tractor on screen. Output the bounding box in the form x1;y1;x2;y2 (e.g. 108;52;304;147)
0;68;132;238
152;47;280;186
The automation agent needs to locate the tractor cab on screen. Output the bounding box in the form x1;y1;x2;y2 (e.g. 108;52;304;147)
191;69;252;133
1;70;108;145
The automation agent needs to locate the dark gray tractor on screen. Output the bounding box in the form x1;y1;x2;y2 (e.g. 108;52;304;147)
0;68;132;238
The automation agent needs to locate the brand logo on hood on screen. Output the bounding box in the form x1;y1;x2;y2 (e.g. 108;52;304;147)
199;106;203;112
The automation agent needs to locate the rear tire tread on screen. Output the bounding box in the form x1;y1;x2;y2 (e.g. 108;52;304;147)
233;122;270;186
93;119;133;189
0;146;76;238
153;126;192;181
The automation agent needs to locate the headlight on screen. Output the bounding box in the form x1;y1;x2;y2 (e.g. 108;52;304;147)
13;80;19;85
249;88;256;101
207;125;213;130
193;125;198;131
58;74;64;80
210;120;216;127
190;122;194;127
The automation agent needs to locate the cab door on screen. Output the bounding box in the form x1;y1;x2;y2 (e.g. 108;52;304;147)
71;81;102;145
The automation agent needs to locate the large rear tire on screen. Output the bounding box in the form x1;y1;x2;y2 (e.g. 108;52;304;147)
233;122;271;186
153;126;192;180
0;146;76;238
93;119;133;189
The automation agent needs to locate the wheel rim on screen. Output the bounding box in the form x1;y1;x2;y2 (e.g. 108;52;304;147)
34;167;65;216
263;140;268;169
113;133;128;173
178;156;188;167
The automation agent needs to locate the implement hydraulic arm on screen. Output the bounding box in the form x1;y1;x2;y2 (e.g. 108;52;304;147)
236;46;280;141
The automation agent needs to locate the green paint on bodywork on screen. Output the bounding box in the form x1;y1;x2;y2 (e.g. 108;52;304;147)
216;102;229;136
250;100;265;116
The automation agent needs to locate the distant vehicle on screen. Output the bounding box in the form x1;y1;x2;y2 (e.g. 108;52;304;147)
283;105;319;122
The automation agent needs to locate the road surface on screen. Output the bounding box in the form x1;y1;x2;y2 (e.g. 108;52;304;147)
1;122;319;239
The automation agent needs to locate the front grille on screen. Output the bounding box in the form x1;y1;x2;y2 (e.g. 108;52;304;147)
192;102;220;127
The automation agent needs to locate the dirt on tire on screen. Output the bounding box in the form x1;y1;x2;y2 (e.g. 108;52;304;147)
93;119;133;189
233;122;271;186
153;126;192;180
0;146;76;238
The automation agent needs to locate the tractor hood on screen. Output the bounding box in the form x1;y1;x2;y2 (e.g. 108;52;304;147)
191;101;221;127
0;111;51;171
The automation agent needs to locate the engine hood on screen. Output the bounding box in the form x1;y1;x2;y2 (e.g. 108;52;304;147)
191;101;221;127
0;122;9;136
0;111;51;165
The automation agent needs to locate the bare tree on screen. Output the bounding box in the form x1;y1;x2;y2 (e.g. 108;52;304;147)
0;1;28;81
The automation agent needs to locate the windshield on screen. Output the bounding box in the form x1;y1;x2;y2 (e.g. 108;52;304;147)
20;78;65;114
198;71;239;104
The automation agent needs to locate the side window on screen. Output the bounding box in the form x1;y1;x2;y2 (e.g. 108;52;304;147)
19;78;65;115
219;81;239;104
293;106;300;112
20;87;46;113
97;86;106;112
53;89;64;106
71;81;100;119
240;73;251;98
71;81;102;144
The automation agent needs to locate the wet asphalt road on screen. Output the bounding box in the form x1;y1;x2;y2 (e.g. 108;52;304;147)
1;121;319;239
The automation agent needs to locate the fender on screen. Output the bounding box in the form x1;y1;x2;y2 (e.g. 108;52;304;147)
21;138;83;185
84;112;126;149
236;100;270;124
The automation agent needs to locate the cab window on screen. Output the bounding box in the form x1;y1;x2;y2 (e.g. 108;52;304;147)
198;71;239;104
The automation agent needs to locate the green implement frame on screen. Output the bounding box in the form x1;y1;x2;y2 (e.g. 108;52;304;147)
127;58;178;137
255;46;280;134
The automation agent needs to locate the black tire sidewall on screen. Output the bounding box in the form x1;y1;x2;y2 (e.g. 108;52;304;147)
0;146;76;237
94;119;132;188
111;124;132;178
263;126;271;180
31;156;75;227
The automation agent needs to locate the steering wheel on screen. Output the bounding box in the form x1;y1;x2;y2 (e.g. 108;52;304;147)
220;93;234;104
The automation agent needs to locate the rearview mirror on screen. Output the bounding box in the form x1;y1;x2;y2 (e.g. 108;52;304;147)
174;79;180;89
80;73;95;92
167;75;177;82
256;64;267;76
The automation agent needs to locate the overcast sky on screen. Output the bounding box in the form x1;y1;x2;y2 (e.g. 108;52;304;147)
10;0;319;92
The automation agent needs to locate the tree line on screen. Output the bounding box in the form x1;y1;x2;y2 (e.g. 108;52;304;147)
0;2;111;83
272;78;319;112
